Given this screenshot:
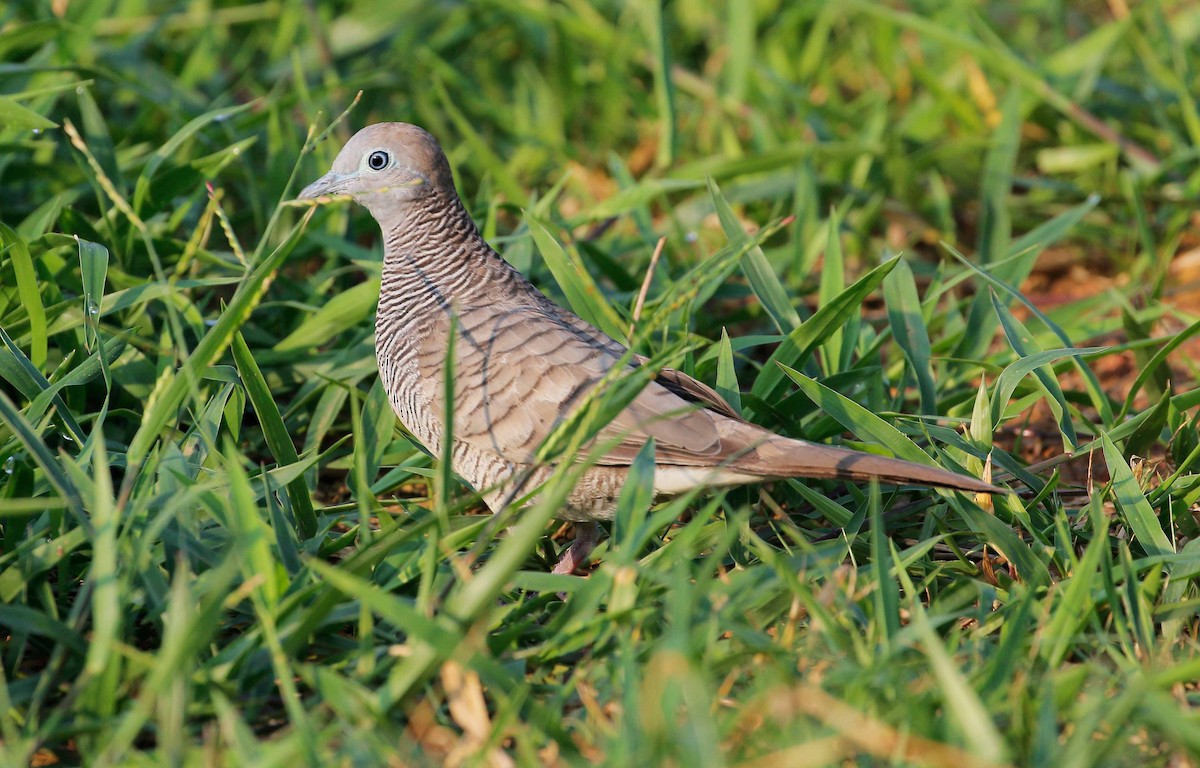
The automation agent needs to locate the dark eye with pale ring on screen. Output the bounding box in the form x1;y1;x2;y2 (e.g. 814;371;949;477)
367;150;389;171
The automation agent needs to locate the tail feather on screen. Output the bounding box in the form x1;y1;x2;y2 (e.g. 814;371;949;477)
742;436;1002;495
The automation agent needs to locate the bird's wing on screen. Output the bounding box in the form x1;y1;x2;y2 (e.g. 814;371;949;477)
411;300;1001;496
415;301;745;467
528;285;743;420
642;360;742;420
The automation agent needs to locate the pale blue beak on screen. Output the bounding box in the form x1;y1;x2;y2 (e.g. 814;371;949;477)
298;171;351;200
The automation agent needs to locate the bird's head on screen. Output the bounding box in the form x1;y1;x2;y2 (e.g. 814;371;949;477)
298;122;456;219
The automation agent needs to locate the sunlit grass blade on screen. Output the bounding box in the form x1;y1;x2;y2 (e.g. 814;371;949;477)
1119;318;1200;420
989;345;1101;430
750;256;899;410
1100;431;1173;558
867;482;899;646
639;0;676;168
992;294;1078;450
613;439;656;561
273;278;380;352
709;178;800;334
125;212;312;474
224;441;284;606
1125;389;1170;460
817;208;851;373
1039;493;1108;667
954;94;1019;360
883;256;936;413
528;215;628;343
779;364;947;466
232;331;318;540
82;430;119;676
714;328;741;415
950;244;1114;427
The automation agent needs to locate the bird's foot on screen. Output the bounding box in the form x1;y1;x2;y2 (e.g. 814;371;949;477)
551;522;601;575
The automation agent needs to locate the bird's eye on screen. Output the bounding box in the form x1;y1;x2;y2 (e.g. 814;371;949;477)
367;150;389;171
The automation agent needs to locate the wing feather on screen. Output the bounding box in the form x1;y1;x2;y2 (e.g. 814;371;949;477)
417;301;744;467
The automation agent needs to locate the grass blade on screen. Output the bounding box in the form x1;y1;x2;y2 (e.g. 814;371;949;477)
750;256;899;410
883;256;936;413
1101;431;1173;558
992;293;1078;450
817;209;852;373
125;212;312;474
528;215;628;343
710;178;800;334
714;328;741;415
83;429;119;675
0;324;86;447
0;223;46;367
274;278;380;352
232;331;317;540
0;388;88;533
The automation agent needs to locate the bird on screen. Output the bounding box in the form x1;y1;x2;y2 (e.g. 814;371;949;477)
299;122;1000;574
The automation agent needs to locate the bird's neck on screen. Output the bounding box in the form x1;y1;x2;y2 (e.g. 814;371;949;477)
377;192;511;316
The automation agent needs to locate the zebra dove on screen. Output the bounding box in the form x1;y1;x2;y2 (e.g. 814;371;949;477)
299;122;999;574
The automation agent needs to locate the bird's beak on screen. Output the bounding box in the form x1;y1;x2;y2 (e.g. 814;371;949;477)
298;171;350;200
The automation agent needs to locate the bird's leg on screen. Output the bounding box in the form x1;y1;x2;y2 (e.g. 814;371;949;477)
551;522;601;575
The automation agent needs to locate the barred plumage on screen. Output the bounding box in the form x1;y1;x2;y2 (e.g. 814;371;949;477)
300;122;1000;574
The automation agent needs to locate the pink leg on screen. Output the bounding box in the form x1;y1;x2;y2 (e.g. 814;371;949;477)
551;522;601;575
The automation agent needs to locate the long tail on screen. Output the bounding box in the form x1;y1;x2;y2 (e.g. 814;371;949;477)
743;435;1002;494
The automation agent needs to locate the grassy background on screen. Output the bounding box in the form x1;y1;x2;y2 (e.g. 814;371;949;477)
3;0;1200;765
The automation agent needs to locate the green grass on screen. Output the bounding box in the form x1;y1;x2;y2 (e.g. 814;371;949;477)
3;1;1200;765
